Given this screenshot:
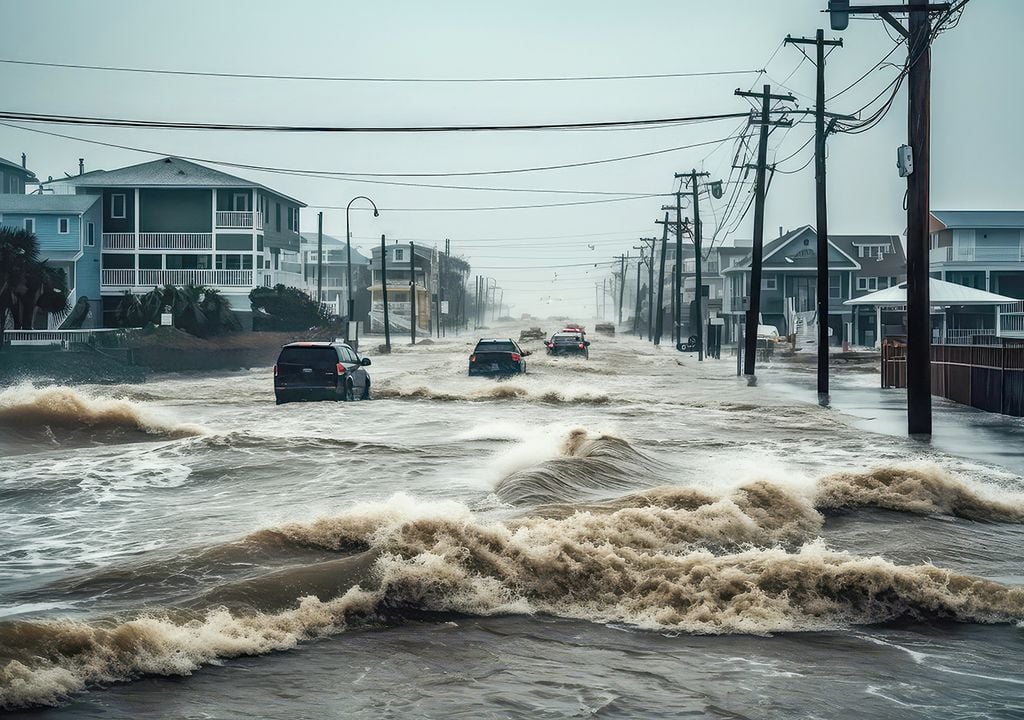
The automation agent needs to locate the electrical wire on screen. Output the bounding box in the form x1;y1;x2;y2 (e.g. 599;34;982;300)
0;58;762;83
309;193;669;213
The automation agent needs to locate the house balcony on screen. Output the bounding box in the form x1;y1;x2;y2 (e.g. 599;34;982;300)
102;269;255;288
216;211;263;230
930;246;1024;265
102;233;214;251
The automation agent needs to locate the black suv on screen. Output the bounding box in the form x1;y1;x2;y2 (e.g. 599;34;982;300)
274;342;371;404
468;338;530;376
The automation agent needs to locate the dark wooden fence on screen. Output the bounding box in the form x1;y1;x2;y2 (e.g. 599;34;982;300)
881;339;1024;416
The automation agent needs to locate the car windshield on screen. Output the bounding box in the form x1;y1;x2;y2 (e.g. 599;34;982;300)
475;341;516;353
552;335;581;344
278;347;337;368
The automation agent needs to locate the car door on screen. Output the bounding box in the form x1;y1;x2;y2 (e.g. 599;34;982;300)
341;346;366;390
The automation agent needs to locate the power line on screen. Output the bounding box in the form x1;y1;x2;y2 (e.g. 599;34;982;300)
0;109;754;133
310;194;669;213
0;57;762;83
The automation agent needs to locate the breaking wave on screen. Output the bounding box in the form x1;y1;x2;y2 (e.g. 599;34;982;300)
0;385;204;442
372;382;610;405
4;491;1023;709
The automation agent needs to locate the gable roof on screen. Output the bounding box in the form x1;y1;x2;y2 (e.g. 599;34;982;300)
723;226;906;275
0;194;100;214
54;157;305;206
298;233;370;263
931;210;1024;230
0;156;36;180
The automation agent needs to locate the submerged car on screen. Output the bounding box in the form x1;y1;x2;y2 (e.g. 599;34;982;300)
545;331;590;358
468;338;530;376
274;341;371;404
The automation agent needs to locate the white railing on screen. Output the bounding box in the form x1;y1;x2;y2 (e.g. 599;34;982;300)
138;269;254;286
930;246;1024;264
999;301;1024;337
103;233;136;250
139;233;213;250
941;329;997;345
102;269;137;286
3;328;129;347
372;301;412;312
216;211;263;230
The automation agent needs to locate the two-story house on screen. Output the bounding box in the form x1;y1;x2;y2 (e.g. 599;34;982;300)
299;232;371;319
929;210;1024;332
722;226;906;346
0;194;103;328
0;155;36;195
368;243;435;333
45;157;306;328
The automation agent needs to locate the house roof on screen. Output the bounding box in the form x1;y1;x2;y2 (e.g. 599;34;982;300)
724;226;905;275
52;157;306;207
0;156;36;180
845;277;1019;306
0;194;100;214
931;210;1024;230
298;232;370;263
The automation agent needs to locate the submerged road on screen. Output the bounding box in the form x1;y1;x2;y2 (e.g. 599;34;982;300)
1;327;1023;718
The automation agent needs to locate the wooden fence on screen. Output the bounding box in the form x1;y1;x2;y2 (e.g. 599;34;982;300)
881;339;1024;416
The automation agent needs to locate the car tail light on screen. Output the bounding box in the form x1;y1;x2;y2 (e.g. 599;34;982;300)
336;362;346;374
470;355;476;363
511;353;521;362
273;364;278;376
578;343;585;349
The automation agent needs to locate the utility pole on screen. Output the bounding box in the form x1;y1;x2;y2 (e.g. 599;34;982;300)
443;238;450;337
674;191;683;345
829;1;953;433
380;234;391;353
637;238;656;342
633;255;644;336
316;212;323;309
435;248;442;339
736;84;795;380
654;214;669;345
786;29;843;405
680;170;711;360
615;253;627;326
409;241;417;345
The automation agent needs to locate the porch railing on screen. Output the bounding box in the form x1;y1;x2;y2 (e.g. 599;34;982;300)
138;269;253;286
102;269;137;286
216;211;263;230
102;233;136;250
139;233;213;250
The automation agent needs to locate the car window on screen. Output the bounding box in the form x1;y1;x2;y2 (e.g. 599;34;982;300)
277;347;338;368
339;347;358;363
475;341;516;353
552;334;580;344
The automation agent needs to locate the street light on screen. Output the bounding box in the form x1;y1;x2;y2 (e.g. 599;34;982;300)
345;196;379;336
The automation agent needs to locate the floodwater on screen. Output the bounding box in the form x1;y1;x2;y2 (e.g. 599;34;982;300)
1;329;1023;719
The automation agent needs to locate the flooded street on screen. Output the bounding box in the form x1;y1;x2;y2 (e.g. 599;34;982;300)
2;329;1023;718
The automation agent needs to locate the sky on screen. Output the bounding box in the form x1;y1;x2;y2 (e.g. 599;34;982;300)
1;0;1021;319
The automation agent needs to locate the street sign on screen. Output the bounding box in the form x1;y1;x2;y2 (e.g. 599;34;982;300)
160;313;173;326
441;301;450;315
710;317;725;326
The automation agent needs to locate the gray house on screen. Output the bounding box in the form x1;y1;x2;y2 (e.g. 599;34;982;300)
299;232;371;317
368;243;436;332
0;155;35;195
44;157;305;328
722;226;906;346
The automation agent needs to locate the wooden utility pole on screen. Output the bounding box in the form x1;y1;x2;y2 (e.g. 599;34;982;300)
633;255;644;335
409;241;417;345
678;170;711;360
736;84;795;380
615;252;628;325
380;234;392;353
674;191;683;346
786;30;843;405
316;212;324;308
654;214;669;345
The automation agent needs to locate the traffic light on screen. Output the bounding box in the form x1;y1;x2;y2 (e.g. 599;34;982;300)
828;0;850;30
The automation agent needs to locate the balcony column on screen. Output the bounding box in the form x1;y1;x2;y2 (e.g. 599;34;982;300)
985;269;991;292
211;189;218;275
133;190;140;282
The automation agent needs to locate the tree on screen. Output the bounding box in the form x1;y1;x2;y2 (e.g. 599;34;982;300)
0;226;71;349
115;284;241;337
249;284;332;331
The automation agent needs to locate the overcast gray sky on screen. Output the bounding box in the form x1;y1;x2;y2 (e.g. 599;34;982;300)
2;0;1020;318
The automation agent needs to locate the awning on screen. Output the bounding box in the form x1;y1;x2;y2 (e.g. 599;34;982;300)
844;278;1019;307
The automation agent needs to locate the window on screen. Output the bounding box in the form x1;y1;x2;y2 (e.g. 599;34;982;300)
394;248;406;262
856;277;878;292
761;275;777;290
86;222;95;247
23;218;35;234
8;177;18;193
111;193;127;219
275;203;281;232
233;193;248;212
242;255;253;270
58;217;70;234
829;273;842;299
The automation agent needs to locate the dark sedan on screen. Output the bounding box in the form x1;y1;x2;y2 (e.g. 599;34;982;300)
274;341;371;404
468;338;530;376
545;332;590;358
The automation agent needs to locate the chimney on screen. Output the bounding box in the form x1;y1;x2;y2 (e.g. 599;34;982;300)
779;226;783;237
21;153;26;168
78;158;84;175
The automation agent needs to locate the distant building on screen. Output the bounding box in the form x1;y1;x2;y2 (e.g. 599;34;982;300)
43;157;306;327
0;194;103;327
299;232;371;319
368;243;437;333
722;226;906;346
0;155;36;195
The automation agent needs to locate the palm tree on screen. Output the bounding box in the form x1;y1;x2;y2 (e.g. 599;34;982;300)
115;283;240;337
0;226;71;349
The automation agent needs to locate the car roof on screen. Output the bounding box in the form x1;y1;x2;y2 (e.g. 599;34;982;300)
281;341;350;349
477;338;514;343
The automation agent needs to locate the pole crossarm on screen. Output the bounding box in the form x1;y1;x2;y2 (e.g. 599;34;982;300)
735;89;798;102
841;3;950;13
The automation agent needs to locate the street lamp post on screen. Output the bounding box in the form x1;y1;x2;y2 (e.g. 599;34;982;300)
345;196;379;342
